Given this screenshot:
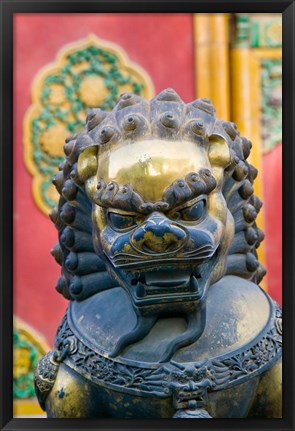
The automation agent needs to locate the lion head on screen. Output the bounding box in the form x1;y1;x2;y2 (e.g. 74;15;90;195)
51;89;265;361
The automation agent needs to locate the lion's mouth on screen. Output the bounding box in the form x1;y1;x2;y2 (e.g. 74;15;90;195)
124;245;220;306
106;245;220;307
131;268;203;300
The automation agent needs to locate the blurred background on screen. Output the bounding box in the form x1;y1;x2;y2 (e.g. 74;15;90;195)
13;13;282;417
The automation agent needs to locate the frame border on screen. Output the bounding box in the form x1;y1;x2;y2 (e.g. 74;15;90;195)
1;1;294;430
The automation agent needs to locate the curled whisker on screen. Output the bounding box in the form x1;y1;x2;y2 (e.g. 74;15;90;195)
112;255;218;268
188;251;216;259
111;253;145;260
182;250;215;259
112;258;148;265
182;245;214;256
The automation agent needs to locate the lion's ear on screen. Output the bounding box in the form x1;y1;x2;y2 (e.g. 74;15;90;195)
208;134;231;169
77;145;99;199
208;134;231;187
77;145;98;182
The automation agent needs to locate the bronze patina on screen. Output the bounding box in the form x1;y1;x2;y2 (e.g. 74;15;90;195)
35;89;282;418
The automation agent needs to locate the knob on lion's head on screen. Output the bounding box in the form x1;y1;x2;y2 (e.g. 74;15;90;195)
51;89;265;360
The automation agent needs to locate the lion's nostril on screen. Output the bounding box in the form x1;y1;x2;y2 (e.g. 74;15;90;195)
131;217;187;254
143;235;179;254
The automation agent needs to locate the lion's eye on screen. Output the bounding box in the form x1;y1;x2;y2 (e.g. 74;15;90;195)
180;199;206;221
108;212;136;230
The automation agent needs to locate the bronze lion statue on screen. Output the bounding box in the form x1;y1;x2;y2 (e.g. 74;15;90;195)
35;89;282;418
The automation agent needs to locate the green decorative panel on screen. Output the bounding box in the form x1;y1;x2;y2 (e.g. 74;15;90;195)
260;59;282;151
233;14;282;48
233;15;251;48
251;19;282;48
13;323;48;399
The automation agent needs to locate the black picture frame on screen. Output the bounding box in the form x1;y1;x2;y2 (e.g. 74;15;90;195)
1;1;294;430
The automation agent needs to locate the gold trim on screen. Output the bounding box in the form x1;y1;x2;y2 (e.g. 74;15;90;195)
23;34;155;215
251;48;282;60
193;14;230;120
13;399;45;417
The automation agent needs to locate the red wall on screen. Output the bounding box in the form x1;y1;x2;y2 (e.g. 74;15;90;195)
13;13;195;346
262;144;282;306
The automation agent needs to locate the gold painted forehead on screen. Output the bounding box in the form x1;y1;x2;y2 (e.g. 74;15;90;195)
97;139;211;201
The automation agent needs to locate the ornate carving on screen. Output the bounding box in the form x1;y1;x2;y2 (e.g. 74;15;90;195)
169;304;281;410
169;361;212;409
34;352;59;394
55;315;170;396
51;303;281;404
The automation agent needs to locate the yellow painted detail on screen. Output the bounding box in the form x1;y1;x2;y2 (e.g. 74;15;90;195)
39;122;69;157
79;75;109;106
193;14;230;120
13;399;45;417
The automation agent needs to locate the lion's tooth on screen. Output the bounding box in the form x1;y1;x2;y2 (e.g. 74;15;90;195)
136;282;146;298
190;275;202;296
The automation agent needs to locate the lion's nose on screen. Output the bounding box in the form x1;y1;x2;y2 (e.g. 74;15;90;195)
131;214;187;254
